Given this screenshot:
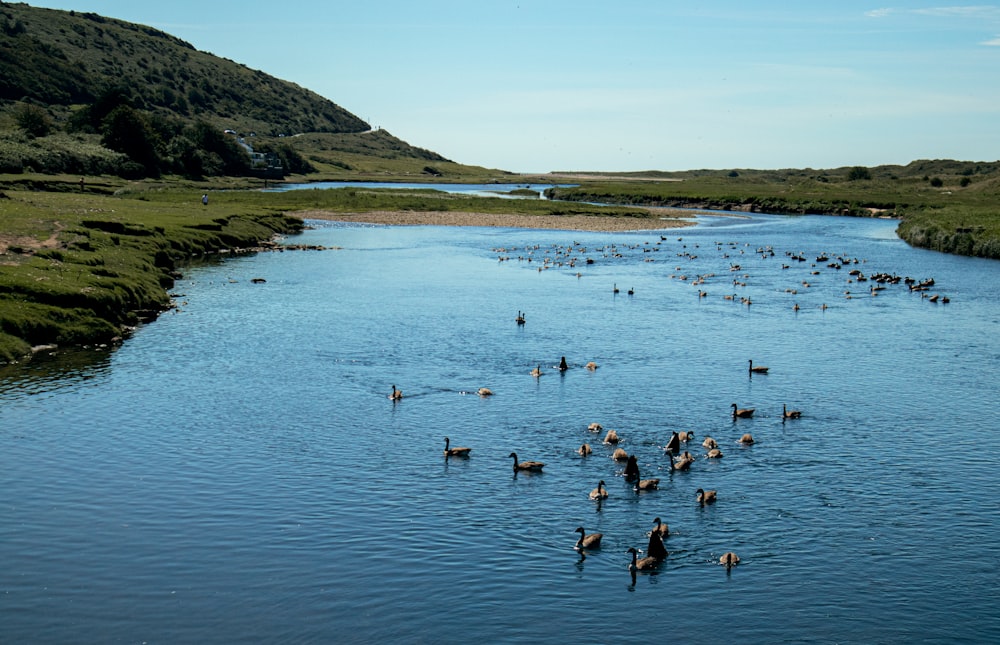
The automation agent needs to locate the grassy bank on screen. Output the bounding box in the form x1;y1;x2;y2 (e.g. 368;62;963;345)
0;183;304;363
544;171;1000;259
2;170;996;364
0;178;662;363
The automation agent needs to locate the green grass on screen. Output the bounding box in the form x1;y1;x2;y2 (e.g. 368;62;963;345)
1;167;997;364
0;178;661;363
545;171;1000;259
0;185;303;363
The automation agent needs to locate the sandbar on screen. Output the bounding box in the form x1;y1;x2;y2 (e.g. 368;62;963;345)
292;209;695;232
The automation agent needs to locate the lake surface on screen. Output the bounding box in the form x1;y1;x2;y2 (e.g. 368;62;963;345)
2;211;999;643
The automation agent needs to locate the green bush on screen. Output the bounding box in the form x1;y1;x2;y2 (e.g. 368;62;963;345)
848;166;872;181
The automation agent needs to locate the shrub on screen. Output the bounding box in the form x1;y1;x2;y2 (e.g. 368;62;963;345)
848;166;872;181
13;102;54;138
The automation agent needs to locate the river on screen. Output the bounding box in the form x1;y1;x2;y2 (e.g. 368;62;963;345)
1;208;998;643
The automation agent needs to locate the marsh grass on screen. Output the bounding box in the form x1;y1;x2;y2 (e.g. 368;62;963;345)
0;179;660;362
546;172;1000;258
1;168;996;363
0;185;303;363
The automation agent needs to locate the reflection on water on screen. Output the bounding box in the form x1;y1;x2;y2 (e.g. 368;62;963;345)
0;346;114;398
1;212;999;643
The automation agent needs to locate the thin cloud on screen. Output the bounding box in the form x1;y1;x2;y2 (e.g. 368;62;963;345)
866;5;1000;20
982;35;1000;44
912;5;1000;19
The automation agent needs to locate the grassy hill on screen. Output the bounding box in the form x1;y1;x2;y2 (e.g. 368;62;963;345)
0;2;477;179
0;3;366;135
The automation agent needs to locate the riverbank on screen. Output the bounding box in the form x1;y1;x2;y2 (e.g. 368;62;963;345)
1;183;692;364
544;180;1000;260
292;208;695;231
0;188;305;364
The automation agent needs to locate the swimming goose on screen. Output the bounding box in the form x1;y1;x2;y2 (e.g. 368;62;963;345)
782;404;802;419
585;361;599;371
587;422;603;433
443;436;471;457
627;547;661;571
603;429;620;445
748;359;769;374
508;452;545;472
646;528;668;561
623;454;640;480
702;436;718;449
705;448;724;459
612;447;629;461
530;364;543;377
738;433;755;445
669;452;694;471
388;384;403;401
696;488;717;505
515;311;525;325
575;526;603;550
477;387;493;397
664;431;680;453
678;430;695;442
651;517;669;538
589;480;609;500
731;403;755;418
633;468;660;491
720;551;741;570
578;443;593;456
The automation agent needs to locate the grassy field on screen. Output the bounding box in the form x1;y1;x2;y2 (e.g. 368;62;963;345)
0;177;656;363
1;167;997;363
0;182;302;363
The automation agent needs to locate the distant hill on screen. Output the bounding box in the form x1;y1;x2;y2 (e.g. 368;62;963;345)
554;159;1000;183
0;3;456;179
0;3;367;135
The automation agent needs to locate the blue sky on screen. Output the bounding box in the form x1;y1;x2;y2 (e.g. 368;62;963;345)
23;1;1000;172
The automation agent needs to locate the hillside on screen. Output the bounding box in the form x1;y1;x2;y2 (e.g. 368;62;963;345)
0;2;466;179
0;2;367;135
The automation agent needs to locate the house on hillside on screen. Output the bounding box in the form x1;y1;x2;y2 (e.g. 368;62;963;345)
224;129;285;179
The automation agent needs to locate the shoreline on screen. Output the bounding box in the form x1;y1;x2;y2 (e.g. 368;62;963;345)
290;209;696;232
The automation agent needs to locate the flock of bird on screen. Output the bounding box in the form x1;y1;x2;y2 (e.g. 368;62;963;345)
494;236;948;311
390;353;801;576
392;230;945;579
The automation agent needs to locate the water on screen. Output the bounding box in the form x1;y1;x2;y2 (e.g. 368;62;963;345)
262;180;572;199
2;212;999;643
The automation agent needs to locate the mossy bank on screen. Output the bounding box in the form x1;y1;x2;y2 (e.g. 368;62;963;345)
0;184;304;364
0;178;668;364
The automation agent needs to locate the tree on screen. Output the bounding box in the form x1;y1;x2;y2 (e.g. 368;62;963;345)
13;102;53;138
70;87;133;133
186;121;250;176
848;166;872;181
101;105;162;177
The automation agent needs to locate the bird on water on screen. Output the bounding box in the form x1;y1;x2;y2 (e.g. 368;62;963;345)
508;452;545;472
